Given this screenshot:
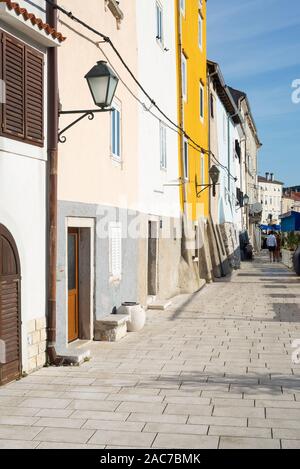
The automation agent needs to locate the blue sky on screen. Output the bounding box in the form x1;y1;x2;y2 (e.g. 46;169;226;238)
207;0;300;187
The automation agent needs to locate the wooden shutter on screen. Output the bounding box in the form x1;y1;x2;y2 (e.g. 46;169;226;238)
109;222;122;279
25;47;44;144
2;34;25;138
0;227;21;386
0;31;44;146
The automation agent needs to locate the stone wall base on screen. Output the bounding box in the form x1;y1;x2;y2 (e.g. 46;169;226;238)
27;317;47;373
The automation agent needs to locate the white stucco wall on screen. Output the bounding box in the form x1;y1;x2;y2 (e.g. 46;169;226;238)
0;2;49;372
216;96;238;226
136;0;180;219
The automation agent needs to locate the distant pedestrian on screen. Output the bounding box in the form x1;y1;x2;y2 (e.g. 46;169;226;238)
275;232;281;262
266;231;277;262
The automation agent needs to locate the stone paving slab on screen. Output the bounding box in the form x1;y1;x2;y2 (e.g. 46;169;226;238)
0;255;300;449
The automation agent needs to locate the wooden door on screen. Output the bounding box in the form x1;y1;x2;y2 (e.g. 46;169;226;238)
68;228;79;343
0;225;21;386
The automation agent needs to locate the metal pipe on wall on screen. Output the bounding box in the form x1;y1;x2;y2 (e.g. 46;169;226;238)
46;0;59;364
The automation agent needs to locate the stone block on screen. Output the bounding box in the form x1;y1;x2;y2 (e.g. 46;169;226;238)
27;357;37;372
94;314;129;342
38;342;47;354
28;344;39;359
37;353;46;368
31;331;40;345
36;317;46;331
40;329;47;341
27;320;36;334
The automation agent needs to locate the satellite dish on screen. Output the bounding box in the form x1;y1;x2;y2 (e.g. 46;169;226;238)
252;202;263;214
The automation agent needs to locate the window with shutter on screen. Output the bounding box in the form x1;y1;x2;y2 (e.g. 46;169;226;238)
0;30;44;147
25;48;44;144
109;222;122;280
2;33;25;138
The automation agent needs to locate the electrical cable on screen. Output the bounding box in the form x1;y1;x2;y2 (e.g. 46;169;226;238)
45;0;237;182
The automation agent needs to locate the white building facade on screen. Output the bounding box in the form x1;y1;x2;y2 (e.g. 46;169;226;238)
0;0;63;383
258;173;283;225
136;0;181;303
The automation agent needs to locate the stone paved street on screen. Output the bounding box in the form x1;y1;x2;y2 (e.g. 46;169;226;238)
0;254;300;449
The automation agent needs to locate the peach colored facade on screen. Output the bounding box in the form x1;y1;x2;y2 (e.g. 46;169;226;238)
55;1;140;351
57;0;139;210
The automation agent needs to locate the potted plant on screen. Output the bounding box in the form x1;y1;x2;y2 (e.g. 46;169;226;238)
282;232;300;269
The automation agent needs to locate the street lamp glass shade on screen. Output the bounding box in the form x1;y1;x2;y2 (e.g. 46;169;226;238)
243;194;250;206
209;165;220;185
85;61;119;108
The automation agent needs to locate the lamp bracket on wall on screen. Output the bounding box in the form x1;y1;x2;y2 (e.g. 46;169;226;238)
58;108;112;143
195;175;219;198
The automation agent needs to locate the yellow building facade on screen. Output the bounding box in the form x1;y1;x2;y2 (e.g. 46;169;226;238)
175;0;209;221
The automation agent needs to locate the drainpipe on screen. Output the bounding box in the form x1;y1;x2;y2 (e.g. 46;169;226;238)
47;0;59;364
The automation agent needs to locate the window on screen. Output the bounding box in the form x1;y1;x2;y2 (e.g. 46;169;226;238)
198;14;203;49
156;2;163;45
223;113;227;143
201;153;205;184
111;101;121;159
0;30;44;146
181;53;187;101
159;122;167;170
183;139;189;180
180;0;185;15
109;222;122;279
199;83;204;120
210;94;214;119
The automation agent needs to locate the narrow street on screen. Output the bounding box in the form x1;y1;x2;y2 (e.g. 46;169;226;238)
0;254;300;449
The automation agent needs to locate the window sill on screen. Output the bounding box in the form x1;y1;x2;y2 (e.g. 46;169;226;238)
110;154;123;166
109;275;122;285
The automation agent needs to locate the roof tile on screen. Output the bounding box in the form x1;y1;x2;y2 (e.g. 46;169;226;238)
1;0;66;42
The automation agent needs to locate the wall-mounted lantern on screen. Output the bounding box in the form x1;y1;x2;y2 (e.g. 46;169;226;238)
85;61;119;109
195;164;220;198
58;61;119;143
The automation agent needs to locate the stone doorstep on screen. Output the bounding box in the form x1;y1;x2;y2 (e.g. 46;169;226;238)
147;301;172;311
56;349;91;366
56;342;92;366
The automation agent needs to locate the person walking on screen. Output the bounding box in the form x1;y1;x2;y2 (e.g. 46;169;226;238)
275;232;281;262
266;231;277;263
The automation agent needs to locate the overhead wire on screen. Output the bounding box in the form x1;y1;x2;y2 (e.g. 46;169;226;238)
45;0;237;182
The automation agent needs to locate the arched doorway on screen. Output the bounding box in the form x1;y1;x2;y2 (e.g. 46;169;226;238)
0;224;21;385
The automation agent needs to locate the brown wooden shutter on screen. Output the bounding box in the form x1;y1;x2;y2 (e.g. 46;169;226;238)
2;34;25;138
0;226;21;386
25;47;44;144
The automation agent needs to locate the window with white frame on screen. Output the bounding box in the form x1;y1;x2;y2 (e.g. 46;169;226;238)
198;14;203;49
183;139;189;180
111;101;121;159
180;0;185;15
109;222;122;279
201;153;205;184
159;122;167;170
182;53;187;101
156;2;163;45
199;82;204;120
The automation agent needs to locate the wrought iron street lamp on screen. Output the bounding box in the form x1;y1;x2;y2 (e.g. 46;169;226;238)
195;164;220;198
58;61;119;143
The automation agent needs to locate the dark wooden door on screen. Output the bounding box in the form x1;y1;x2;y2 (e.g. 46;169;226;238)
68;228;79;343
0;225;21;386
